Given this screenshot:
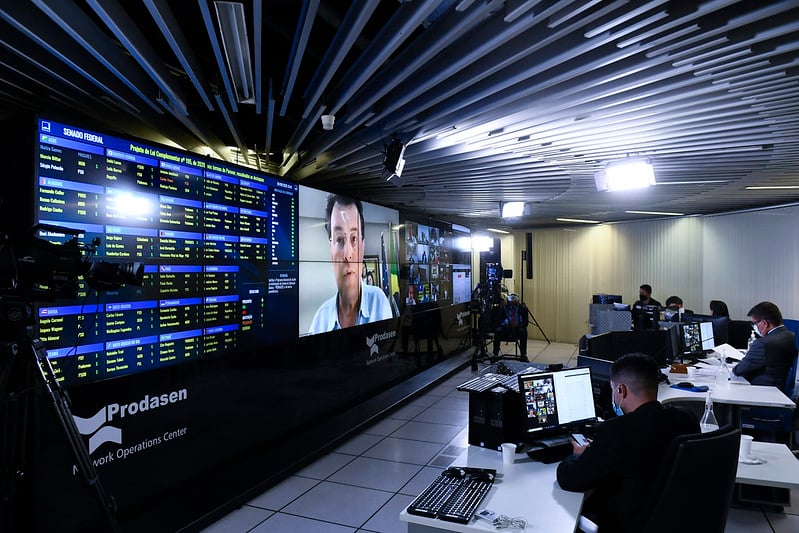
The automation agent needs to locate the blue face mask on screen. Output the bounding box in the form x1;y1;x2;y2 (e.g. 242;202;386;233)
612;391;624;417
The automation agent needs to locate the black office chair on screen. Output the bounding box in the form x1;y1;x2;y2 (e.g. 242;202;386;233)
641;425;741;533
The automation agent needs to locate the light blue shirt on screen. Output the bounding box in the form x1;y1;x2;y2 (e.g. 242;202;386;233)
308;281;393;334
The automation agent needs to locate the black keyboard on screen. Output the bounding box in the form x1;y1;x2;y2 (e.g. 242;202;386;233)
456;373;519;393
406;466;495;524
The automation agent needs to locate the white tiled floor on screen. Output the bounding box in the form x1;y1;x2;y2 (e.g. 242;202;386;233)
201;341;799;532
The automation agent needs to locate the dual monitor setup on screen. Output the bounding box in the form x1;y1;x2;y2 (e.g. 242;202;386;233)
518;366;597;440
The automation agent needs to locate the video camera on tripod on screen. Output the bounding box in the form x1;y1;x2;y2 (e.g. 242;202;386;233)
470;262;510;317
1;223;143;300
1;223;142;533
0;223;143;340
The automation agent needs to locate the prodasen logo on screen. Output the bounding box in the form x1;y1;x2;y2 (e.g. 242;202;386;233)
72;389;188;454
365;330;396;356
456;311;470;327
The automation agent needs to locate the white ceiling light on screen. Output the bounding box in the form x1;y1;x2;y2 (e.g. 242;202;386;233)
501;201;525;218
625;210;684;216
594;157;656;192
556;218;601;224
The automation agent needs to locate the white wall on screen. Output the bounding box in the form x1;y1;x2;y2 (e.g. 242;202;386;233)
513;205;799;343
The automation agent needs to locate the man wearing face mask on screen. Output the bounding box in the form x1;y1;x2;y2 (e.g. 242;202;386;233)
634;284;662;307
556;353;699;533
732;301;796;387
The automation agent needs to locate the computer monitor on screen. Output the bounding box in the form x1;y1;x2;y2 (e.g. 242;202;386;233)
632;304;661;331
592;294;623;304
681;314;729;346
582;329;679;366
679;322;702;356
700;321;715;351
518;367;597;438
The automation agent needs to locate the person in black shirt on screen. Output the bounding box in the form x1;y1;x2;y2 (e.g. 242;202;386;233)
635;283;662;307
557;353;699;532
709;300;729;318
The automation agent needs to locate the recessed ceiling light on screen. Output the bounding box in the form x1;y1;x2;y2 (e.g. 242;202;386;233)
486;228;510;234
745;185;799;190
556;218;601;224
625;210;684;216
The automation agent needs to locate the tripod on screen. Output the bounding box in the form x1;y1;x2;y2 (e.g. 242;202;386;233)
1;317;122;532
524;304;550;344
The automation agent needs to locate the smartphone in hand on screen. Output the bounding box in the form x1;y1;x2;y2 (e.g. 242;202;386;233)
571;433;590;447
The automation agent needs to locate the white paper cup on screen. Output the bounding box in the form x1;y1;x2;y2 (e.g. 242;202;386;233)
739;434;753;458
501;442;516;464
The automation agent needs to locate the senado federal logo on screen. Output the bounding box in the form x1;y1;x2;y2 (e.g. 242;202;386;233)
72;389;188;454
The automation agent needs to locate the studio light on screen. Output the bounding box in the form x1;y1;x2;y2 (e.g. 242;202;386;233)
472;235;493;252
594;157;656;192
382;138;406;187
501;201;525;218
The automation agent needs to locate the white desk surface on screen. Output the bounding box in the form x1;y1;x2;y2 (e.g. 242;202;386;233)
399;446;583;532
658;367;795;409
737;441;799;490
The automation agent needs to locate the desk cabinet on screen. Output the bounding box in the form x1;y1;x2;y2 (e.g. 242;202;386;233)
467;389;523;451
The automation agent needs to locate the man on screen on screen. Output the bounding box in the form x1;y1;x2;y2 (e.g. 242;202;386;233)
308;194;393;334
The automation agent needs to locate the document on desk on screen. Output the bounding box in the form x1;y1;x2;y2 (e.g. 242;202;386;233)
728;372;749;384
713;343;745;361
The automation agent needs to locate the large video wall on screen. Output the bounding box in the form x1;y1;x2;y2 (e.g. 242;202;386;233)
29;118;475;387
33;118;299;385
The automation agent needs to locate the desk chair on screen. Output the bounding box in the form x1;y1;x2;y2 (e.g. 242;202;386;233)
642;425;741;533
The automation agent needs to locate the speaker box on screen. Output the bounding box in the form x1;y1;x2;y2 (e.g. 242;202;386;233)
525;232;533;279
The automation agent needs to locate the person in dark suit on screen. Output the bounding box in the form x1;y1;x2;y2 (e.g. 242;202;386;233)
732;301;797;387
556;353;699;533
492;293;529;361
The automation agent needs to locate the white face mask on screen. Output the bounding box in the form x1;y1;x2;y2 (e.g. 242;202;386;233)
753;326;763;338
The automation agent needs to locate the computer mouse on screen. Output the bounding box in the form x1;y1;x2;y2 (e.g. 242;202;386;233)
676;382;694;388
470;471;495;482
443;467;465;478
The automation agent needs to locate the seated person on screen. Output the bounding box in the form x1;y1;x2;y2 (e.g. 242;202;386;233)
632;284;662;330
709;299;730;318
492;293;528;360
556;353;700;533
664;295;693;321
732;301;797;387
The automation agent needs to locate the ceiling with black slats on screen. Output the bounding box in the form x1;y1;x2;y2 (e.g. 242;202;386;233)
1;0;797;230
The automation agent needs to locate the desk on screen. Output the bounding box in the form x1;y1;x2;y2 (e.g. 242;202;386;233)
658;369;795;409
399;446;583;532
736;441;799;490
